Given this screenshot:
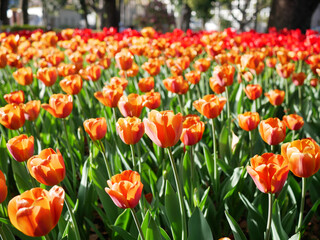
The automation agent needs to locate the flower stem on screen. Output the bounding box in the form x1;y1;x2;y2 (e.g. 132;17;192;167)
297;177;306;238
298;86;302;112
284;78;289;112
65;196;81;240
196;84;201;99
130;144;137;171
167;147;187;240
249;130;253;157
177;94;184;115
225;86;230;120
190;145;195;207
211;118;218;194
42;234;51;240
130;208;145;240
98;140;112;179
292;130;295;142
265;193;273;240
62;119;77;192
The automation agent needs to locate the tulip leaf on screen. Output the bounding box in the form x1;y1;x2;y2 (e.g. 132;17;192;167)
182;151;191;201
140;210;162;240
0;135;9;175
271;199;288;240
219;119;231;164
199;187;210;212
0;223;15;240
84;217;105;240
221;167;243;200
11;160;34;193
282;206;297;234
225;210;247;240
160;227;171;240
165;180;182;240
113;209;131;239
110;225;136;240
300;199;320;232
187;207;213;240
203;146;219;193
288;233;300;240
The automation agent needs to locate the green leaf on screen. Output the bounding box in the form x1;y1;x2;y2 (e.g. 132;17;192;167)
203;146;219;193
114;209;131;238
282;206;297;234
188;207;213;240
219;118;231;163
199;187;210;211
182;151;191;201
225;210;247;240
11;160;34;193
160;227;171;240
84;217;105;240
271;200;288;240
221;167;243;200
288;233;300;240
165;180;182;240
301;199;320;231
110;225;136;240
141;210;163;240
0;223;15;240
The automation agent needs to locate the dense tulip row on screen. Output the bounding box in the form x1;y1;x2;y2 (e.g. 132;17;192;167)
0;27;319;240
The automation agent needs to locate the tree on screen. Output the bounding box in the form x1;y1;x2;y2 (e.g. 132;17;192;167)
0;0;9;25
170;0;192;31
79;0;89;28
268;0;319;32
21;0;28;24
188;0;214;28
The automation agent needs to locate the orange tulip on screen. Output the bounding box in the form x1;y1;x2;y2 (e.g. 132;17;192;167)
79;64;101;82
170;65;183;76
119;62;139;78
118;93;144;118
244;84;263;100
259;118;286;145
209;76;226;94
4;90;25;104
141;27;156;38
94;85;123;108
110;77;128;90
193;94;226;119
22;100;41;121
0;50;7;68
276;63;295;79
238;112;260;131
292;72;306;86
185;70;201;85
212;64;235;87
281;139;320;178
240;54;265;75
180;115;205;146
37;67;58;87
61;28;74;40
105;170;143;209
163;76;189;95
115;49;134;71
27;148;65;186
46;53;63;67
247;153;289;193
265;89;285;106
266;58;277;68
8;186;65;237
83;118;107;141
176;56;190;70
282;114;304;131
12;67;33;86
138;77;154;92
57;63;76;77
142;91;161;109
194;58;211;72
59;74;83;95
0;104;25;130
41;31;58;47
0;170;7;203
144;110;183;148
276;50;290;65
7;134;34;162
142;59;161;76
310;78;318;88
116;117;145;145
98;56;111;69
41;94;73;118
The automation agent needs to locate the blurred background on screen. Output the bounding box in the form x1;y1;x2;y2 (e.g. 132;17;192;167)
0;0;320;32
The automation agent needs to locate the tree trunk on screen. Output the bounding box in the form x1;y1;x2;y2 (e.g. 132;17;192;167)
268;0;319;32
80;0;89;28
181;3;191;31
105;0;119;28
0;0;9;25
21;0;29;25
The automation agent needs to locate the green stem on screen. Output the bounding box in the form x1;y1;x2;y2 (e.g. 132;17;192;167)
211;118;218;194
297;177;306;238
271;144;275;153
284;78;289;112
177;94;184;115
65;196;81;240
249;131;253;157
130;144;137;171
167;147;187;240
190;146;195;207
62;119;77;192
28;84;37;99
265;193;273;240
137;142;142;173
98;140;112;179
225;86;230;120
298;86;302;112
42;234;51;240
196;84;201;99
130;208;145;240
292;130;295;142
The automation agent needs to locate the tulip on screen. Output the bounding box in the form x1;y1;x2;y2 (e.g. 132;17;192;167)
281;139;320;178
276;63;295;79
116;117;144;145
79;64;101;82
21;100;41;121
0;50;7;68
142;91;161;109
247;153;289;193
46;53;64;67
180;115;205;146
12;67;33;86
238;112;260;131
266;58;277;68
144;110;183;148
185;70;201;85
265;89;285;106
110;77;128;90
193;94;226;119
310;78;318;88
138;77;154;92
244;84;263;100
176;56;190;70
41;94;73;118
83;118;107;141
8;186;65;237
240;54;265;75
141;59;161;76
163;76;189;95
85;53;97;64
282;114;304;131
57;63;76;77
105;170;143;209
170;65;183;76
37;67;58;87
115;49;134;71
98;56;111;69
259;118;286;145
7;135;34;162
118;94;144;118
27;148;65;186
194;58;211;72
0;170;7;203
94;85;123;108
4;90;25;104
292;72;306;86
212;64;235;87
209;76;226;94
141;26;156;38
59;74;83;95
119;62;139;78
61;28;74;40
0;103;25;130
